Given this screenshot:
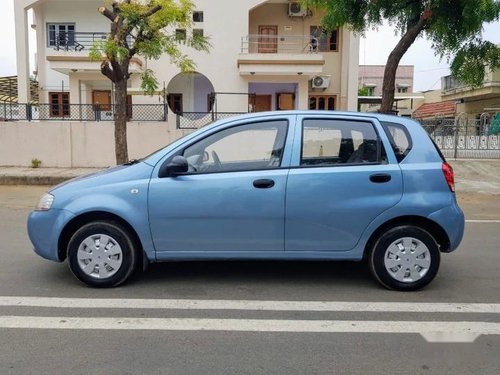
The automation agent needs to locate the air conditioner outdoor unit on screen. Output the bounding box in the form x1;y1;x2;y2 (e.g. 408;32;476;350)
311;75;331;89
288;2;307;17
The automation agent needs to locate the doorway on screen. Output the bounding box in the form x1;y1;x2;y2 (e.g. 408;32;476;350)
258;25;278;53
252;95;272;112
92;90;111;110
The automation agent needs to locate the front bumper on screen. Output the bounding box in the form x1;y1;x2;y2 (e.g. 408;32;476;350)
27;208;75;262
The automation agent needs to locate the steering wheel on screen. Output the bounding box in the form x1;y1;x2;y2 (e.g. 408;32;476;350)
211;150;222;169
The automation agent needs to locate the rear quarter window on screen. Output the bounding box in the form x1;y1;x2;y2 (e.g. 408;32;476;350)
382;122;412;162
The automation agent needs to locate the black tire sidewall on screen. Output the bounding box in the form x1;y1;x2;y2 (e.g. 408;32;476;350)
67;221;136;288
369;226;440;291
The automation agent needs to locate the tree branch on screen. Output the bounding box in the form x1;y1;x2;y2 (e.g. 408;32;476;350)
143;5;162;18
98;6;117;22
100;61;115;81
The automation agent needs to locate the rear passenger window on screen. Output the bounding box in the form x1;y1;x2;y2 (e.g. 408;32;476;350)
382;122;412;162
301;119;381;166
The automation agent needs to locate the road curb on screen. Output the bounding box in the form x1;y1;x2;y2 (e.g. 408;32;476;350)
0;175;71;186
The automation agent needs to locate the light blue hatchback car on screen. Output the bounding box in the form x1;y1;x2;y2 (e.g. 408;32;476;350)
27;111;464;290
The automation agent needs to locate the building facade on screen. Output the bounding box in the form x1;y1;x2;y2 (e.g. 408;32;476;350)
441;70;500;119
15;0;360;119
358;65;414;96
357;65;420;116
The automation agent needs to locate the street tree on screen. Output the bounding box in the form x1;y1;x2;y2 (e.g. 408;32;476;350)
306;0;500;113
90;0;210;164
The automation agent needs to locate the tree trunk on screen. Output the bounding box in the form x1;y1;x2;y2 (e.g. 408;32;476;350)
114;79;129;164
379;17;428;113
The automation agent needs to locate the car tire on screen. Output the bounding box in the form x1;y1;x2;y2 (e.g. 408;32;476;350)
369;226;440;291
67;221;138;288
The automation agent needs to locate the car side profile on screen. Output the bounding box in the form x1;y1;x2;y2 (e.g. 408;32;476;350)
27;111;464;290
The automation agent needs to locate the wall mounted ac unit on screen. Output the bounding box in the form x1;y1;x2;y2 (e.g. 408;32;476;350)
288;2;307;17
311;76;331;89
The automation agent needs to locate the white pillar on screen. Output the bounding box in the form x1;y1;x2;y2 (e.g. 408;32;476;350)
340;29;360;111
297;76;309;110
15;5;30;103
69;74;81;104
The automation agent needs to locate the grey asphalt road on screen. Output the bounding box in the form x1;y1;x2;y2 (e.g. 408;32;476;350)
1;186;500;374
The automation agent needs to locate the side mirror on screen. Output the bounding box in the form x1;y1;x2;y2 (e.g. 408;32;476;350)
159;155;189;177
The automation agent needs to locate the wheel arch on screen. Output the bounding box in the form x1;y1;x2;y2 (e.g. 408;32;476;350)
364;215;451;258
58;211;144;262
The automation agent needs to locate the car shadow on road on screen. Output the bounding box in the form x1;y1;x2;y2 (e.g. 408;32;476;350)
136;260;376;292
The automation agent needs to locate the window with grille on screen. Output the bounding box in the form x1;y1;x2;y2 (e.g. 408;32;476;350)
310;26;339;52
309;95;336;111
193;11;204;22
49;92;70;117
47;23;75;48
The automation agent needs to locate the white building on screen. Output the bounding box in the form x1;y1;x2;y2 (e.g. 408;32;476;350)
15;0;360;117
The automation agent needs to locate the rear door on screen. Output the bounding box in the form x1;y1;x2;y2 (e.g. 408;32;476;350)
285;115;403;251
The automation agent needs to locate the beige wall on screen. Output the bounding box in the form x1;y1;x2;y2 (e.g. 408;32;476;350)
0;118;190;168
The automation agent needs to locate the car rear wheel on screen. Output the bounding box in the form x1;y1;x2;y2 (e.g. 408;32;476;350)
67;221;138;287
369;226;440;291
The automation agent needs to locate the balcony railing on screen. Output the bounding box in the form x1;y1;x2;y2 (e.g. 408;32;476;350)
241;34;319;54
50;31;109;52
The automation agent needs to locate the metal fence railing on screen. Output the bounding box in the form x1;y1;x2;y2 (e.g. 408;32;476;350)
176;112;247;129
241;34;319;54
417;113;500;159
0;103;168;122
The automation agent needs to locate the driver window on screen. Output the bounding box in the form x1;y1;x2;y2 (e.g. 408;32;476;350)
183;120;288;173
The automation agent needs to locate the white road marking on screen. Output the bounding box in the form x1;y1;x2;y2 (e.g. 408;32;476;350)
0;316;496;342
466;219;500;223
1;296;500;313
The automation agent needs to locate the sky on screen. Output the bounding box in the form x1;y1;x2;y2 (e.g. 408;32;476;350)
0;1;499;92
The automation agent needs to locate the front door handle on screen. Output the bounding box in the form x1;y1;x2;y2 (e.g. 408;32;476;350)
370;173;392;183
253;179;275;189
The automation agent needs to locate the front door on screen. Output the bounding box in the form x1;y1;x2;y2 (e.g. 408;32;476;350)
285;116;403;251
92;90;111;110
148;118;292;256
252;95;272;112
258;25;278;53
277;93;295;110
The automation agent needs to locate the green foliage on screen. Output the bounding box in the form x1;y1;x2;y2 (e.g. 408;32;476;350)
93;0;211;93
358;86;370;96
306;0;500;88
140;68;159;95
451;40;500;88
31;158;42;168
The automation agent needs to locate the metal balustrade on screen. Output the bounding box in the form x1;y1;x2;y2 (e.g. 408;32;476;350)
51;31;109;51
241;34;319;54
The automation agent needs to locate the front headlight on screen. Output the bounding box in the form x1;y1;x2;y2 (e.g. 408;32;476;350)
35;193;54;211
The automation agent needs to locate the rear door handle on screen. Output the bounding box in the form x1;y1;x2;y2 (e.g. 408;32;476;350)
370;174;391;183
253;179;275;189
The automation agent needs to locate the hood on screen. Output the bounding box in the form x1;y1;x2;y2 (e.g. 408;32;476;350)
50;162;154;195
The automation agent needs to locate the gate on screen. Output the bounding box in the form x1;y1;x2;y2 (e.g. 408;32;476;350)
419;113;500;159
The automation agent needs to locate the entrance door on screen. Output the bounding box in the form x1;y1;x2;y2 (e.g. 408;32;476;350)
258;25;278;53
277;93;295;110
92;90;111;110
252;95;272;112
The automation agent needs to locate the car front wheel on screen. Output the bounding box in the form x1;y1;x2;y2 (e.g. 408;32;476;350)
67;221;138;287
369;226;440;291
